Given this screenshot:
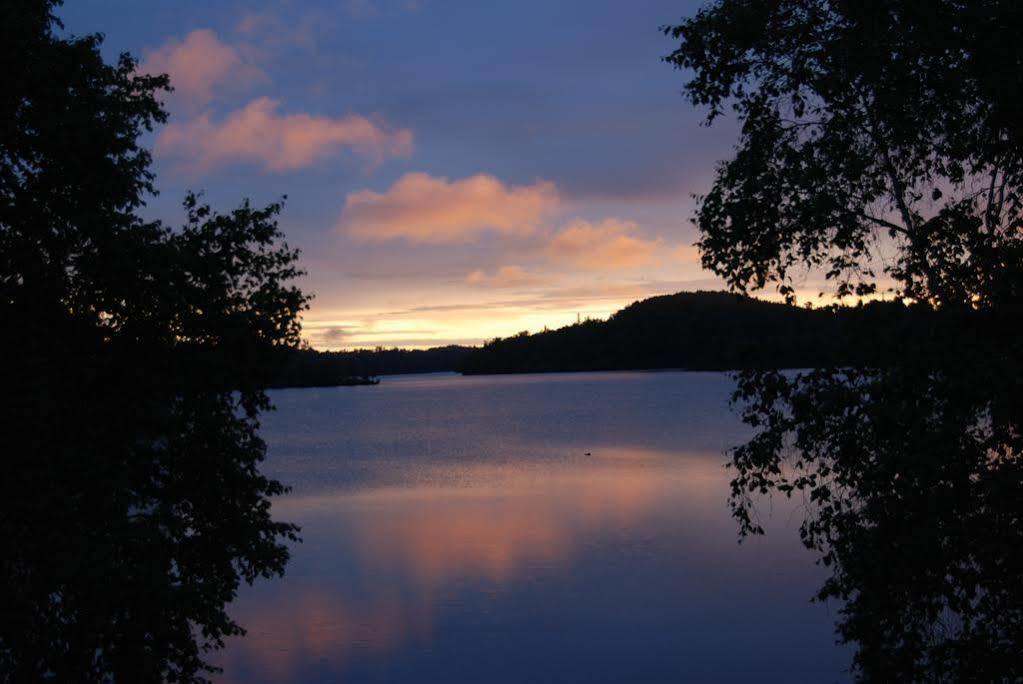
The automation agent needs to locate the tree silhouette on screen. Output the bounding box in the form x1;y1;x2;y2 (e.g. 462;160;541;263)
665;0;1023;308
665;2;1022;679
458;291;941;375
1;2;308;681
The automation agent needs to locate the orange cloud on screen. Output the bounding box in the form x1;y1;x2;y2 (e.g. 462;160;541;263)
465;265;549;288
141;29;264;107
670;244;702;263
156;97;413;173
545;218;659;271
341;173;560;242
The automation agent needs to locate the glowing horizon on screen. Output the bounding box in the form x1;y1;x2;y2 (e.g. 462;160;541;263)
63;0;874;351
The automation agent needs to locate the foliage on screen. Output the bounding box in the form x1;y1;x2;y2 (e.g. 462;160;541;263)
1;1;308;681
728;333;1022;680
665;2;1023;679
664;0;1023;307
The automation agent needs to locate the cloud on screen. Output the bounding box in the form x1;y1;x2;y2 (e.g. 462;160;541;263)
140;29;264;107
669;244;702;263
342;173;560;243
465;265;549;289
320;327;348;344
156;97;413;173
544;218;659;271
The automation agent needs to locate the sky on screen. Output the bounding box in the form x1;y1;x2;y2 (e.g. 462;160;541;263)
60;0;761;350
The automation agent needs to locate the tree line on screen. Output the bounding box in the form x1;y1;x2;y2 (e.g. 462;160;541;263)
271;291;983;386
457;290;967;375
263;344;473;387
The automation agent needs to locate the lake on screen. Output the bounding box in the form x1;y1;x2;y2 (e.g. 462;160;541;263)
216;371;850;682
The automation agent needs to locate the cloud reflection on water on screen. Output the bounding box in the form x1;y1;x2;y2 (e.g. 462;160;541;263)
216;372;847;682
218;447;726;681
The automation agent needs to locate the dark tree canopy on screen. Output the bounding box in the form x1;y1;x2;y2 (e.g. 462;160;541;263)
664;0;1023;308
666;2;1023;680
1;1;308;681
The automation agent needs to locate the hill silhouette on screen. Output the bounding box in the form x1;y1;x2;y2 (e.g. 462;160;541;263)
268;291;943;386
458;291;932;375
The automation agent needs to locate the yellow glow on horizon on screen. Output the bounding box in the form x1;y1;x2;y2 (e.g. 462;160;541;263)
300;287;647;350
301;281;899;351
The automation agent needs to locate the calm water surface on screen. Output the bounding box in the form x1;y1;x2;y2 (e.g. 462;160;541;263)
217;371;850;682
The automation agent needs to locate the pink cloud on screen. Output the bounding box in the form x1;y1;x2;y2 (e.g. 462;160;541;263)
465;265;550;288
140;29;264;107
156;97;413;173
545;218;659;271
342;173;561;243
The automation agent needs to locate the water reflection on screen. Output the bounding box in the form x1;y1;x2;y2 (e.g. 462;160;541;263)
224;591;426;683
216;373;849;683
729;362;1023;681
349;451;715;586
222;451;723;681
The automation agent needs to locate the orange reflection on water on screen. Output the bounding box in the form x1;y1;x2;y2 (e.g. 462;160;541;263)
221;589;433;683
218;447;725;681
347;453;693;587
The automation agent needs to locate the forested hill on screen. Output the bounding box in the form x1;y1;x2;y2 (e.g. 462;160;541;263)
458;291;932;375
265;291;946;386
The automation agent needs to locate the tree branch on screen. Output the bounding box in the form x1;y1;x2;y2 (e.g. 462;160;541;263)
853;210;911;237
861;103;917;237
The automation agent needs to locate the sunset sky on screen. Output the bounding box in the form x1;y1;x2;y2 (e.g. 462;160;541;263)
61;0;777;349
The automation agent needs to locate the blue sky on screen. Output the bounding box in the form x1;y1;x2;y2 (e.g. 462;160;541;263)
61;0;752;349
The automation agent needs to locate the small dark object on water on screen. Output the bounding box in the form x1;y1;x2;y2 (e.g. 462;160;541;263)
584;452;592;456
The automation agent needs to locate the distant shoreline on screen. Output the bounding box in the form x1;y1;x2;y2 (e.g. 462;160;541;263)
266;366;822;390
264;375;379;389
267;290;953;388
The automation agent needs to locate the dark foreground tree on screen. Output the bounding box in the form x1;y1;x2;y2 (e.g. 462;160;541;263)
666;0;1023;307
665;2;1022;680
1;2;308;681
